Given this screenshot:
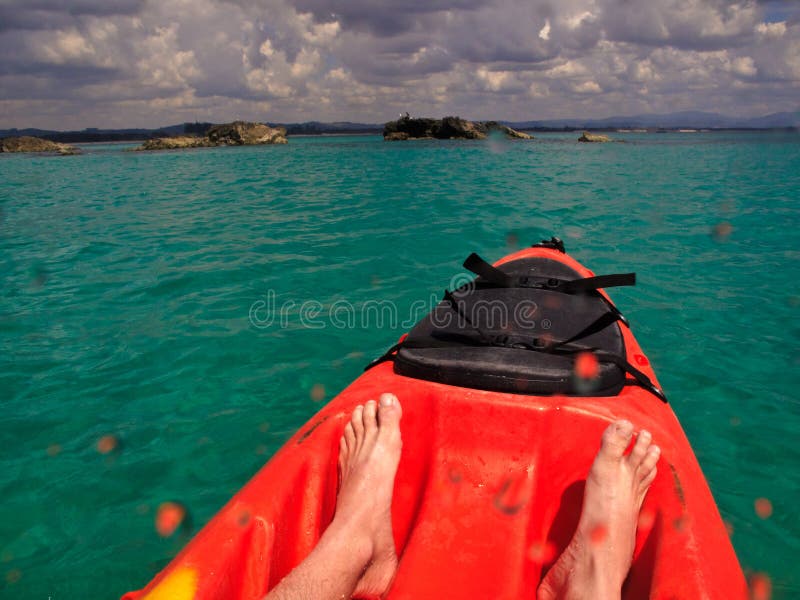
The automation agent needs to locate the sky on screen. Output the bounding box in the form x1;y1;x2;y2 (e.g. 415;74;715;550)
0;0;798;129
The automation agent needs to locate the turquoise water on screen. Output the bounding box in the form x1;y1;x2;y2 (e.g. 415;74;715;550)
1;132;798;598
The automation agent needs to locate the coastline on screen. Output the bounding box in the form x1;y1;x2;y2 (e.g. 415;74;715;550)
2;117;796;146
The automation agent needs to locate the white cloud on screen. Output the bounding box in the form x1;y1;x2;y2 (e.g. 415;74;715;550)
755;21;786;38
290;47;321;78
564;11;594;30
729;56;757;77
259;39;276;58
547;60;589;78
303;19;340;45
627;60;658;83
538;20;550;41
33;29;96;65
573;80;602;93
476;67;515;91
528;81;550;97
136;24;200;89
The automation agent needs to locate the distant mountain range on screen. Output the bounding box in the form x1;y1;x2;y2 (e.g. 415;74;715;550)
1;111;797;143
504;110;800;130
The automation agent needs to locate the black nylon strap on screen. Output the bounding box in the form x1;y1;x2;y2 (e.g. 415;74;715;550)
441;282;622;354
363;342;402;371
593;351;667;403
557;273;636;293
462;253;635;294
600;297;630;327
442;289;494;344
463;253;513;287
549;310;622;350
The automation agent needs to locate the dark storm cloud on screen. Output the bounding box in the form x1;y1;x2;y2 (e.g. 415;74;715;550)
336;42;454;84
0;0;145;32
596;0;759;51
291;0;486;35
0;59;118;82
332;0;557;85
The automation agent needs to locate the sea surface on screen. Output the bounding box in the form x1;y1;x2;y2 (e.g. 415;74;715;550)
1;131;798;599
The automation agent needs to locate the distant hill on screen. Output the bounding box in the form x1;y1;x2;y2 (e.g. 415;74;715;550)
1;111;796;143
275;121;382;135
0;121;383;143
0;126;177;143
506;110;800;131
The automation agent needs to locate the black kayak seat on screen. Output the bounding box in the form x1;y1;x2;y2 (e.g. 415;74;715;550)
394;257;626;396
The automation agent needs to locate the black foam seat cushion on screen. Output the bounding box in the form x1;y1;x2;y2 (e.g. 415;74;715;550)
394;257;626;396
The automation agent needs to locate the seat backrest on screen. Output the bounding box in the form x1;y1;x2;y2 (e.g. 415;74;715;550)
394;257;626;396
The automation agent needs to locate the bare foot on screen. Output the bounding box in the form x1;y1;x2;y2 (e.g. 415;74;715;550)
333;393;403;599
538;420;660;600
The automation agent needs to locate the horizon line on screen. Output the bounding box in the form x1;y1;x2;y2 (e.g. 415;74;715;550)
2;108;799;134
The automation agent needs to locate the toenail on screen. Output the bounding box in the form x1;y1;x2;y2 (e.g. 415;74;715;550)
616;420;633;434
379;393;395;406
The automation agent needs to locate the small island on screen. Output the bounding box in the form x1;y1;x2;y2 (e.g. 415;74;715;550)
135;121;287;151
0;136;80;155
383;115;532;141
578;131;612;143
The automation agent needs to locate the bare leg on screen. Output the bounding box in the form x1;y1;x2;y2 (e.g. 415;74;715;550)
538;420;660;600
266;393;403;600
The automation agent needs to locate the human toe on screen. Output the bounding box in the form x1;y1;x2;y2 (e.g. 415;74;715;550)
640;445;661;475
628;429;652;466
377;393;402;437
343;422;356;451
601;419;634;459
351;405;365;439
363;400;378;434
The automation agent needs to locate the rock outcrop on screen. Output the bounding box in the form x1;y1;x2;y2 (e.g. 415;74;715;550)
136;121;288;151
578;131;612;143
384;131;410;141
137;136;210;151
383;116;532;140
206;121;287;145
0;136;80;155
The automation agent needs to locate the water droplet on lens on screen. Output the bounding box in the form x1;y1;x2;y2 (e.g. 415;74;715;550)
5;569;21;585
156;501;189;537
96;434;120;455
711;221;733;241
574;352;599;380
749;572;772;600
754;497;772;519
310;383;325;402
528;540;557;562
589;524;608;544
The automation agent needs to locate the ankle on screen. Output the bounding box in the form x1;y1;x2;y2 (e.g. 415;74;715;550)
320;521;374;566
582;543;625;599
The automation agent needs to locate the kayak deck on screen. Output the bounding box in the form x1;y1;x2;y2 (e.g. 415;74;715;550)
124;247;746;600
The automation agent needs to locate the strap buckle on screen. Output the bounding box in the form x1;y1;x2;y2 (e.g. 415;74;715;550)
533;237;565;253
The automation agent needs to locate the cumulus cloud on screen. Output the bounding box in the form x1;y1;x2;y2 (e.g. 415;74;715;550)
0;0;797;128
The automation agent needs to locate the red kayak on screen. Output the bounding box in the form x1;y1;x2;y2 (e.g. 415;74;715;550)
124;239;747;599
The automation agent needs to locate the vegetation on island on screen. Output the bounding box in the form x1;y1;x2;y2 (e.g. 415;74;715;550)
135;121;287;151
383;115;532;141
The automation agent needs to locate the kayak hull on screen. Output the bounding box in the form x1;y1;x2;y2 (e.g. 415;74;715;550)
124;246;747;600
